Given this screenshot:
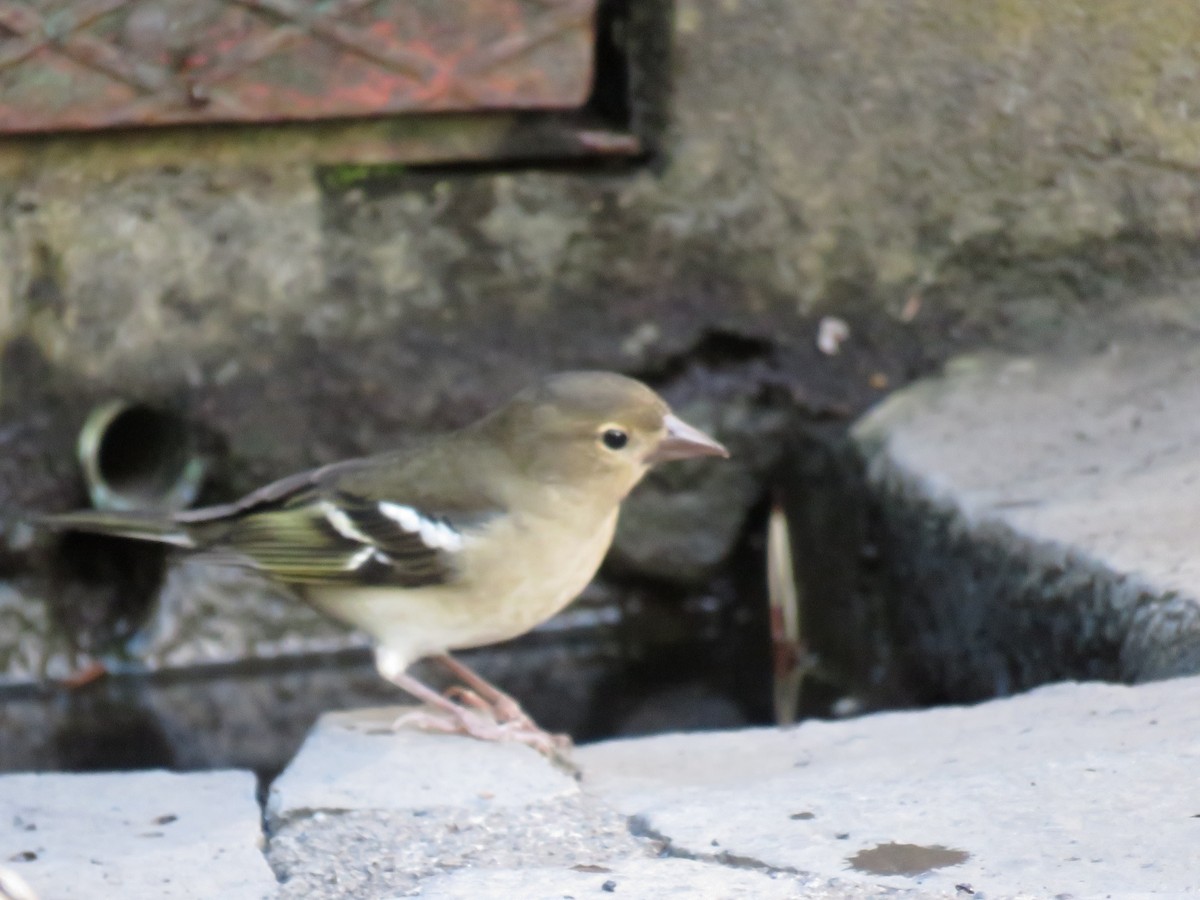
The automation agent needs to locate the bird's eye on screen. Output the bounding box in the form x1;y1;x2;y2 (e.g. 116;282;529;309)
601;428;629;450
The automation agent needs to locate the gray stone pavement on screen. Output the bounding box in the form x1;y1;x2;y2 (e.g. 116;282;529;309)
0;770;275;899
4;676;1199;898
269;678;1200;898
581;677;1200;898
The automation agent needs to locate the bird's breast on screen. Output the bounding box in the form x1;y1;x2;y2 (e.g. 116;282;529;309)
457;505;619;643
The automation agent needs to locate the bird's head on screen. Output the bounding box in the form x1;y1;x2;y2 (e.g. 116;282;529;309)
487;371;728;503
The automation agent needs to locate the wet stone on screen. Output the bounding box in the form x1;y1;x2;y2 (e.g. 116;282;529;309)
848;843;971;878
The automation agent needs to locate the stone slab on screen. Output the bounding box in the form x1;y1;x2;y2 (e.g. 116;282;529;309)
265;706;579;825
851;343;1200;690
265;706;641;898
578;676;1200;898
855;346;1200;599
0;769;276;900
264;707;944;899
267;796;643;900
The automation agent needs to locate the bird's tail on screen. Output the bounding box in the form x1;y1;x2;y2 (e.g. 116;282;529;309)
39;509;197;548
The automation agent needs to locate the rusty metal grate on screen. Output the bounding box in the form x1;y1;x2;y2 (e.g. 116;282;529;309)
0;0;598;133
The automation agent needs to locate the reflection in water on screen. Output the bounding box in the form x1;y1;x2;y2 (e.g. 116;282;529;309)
53;687;174;772
1;631;757;783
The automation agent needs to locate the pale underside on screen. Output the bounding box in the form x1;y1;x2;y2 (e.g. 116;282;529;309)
304;506;620;671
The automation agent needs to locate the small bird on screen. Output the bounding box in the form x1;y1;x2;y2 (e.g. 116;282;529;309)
43;372;729;753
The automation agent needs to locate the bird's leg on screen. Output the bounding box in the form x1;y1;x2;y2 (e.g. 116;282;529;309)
373;648;498;736
390;673;566;760
375;650;571;759
385;669;511;741
432;654;572;757
433;653;534;726
443;685;497;715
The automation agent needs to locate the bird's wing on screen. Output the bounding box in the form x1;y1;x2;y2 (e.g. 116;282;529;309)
183;452;503;588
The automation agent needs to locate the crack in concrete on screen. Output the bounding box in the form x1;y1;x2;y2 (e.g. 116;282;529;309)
626;814;806;878
255;794;361;882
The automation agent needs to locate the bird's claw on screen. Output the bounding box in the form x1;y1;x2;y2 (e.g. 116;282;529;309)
392;706;482;735
490;695;533;727
392;703;573;764
443;685;538;730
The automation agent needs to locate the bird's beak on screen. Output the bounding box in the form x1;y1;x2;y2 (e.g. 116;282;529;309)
646;413;730;464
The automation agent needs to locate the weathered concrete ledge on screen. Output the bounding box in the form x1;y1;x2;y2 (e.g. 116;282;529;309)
4;675;1199;897
261;677;1200;897
853;339;1200;699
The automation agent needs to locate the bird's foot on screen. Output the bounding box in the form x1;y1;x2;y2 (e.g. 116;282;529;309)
392;704;492;736
379;656;575;770
499;719;574;764
444;685;537;730
443;685;493;714
393;701;573;763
